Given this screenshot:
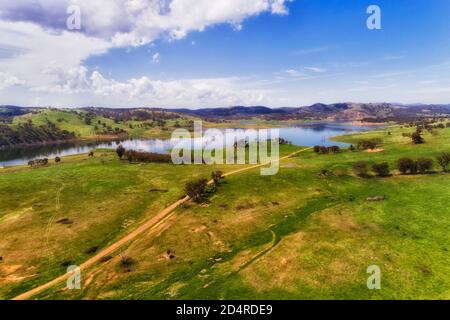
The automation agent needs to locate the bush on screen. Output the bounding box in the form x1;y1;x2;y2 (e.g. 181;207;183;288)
28;158;49;168
411;130;424;144
357;138;382;150
353;161;369;177
409;161;418;174
372;162;390;177
185;178;209;203
124;150;172;163
55;156;61;163
329;146;341;153
437;153;450;172
116;145;126;159
416;158;433;174
211;171;223;185
119;255;135;272
397;157;415;174
313;146;341;154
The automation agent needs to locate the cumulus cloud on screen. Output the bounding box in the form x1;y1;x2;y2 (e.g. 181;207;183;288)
0;0;291;46
0;20;110;89
90;71;267;106
0;0;291;105
304;67;327;73
0;71;24;90
152;52;161;64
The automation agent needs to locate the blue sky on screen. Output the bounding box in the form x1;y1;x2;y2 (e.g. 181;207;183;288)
0;0;450;108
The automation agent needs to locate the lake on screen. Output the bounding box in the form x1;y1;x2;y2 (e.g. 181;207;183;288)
0;122;380;168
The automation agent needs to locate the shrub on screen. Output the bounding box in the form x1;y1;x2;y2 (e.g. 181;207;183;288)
437;153;450;172
205;183;217;194
319;146;329;154
185;178;208;203
353;161;369;177
411;130;424;144
372;162;390;177
211;171;223;185
409;161;418;174
55;156;61;163
119;255;135;272
124;150;172;163
28;158;48;168
416;158;433;174
357;138;382;150
397;157;415;174
116;145;126;159
313;145;321;153
329;146;341;153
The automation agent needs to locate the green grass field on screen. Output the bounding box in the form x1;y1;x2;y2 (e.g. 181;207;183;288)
0;124;449;300
11;108;199;139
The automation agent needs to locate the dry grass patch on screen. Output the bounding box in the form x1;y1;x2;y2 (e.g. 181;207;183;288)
241;208;382;293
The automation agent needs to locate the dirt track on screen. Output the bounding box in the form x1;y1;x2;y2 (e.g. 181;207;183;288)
12;147;311;300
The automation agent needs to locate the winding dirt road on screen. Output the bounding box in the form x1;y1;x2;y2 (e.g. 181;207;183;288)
13;147;311;300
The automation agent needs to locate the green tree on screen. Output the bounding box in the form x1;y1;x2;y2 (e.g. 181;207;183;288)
185;179;209;203
397;158;414;174
411;130;424;144
353;161;369;177
372;162;390;177
116;145;126;159
211;171;223;185
416;158;433;174
437;153;450;172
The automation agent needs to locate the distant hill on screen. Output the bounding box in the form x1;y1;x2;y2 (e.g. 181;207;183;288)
172;103;450;121
292;103;450;121
0;105;31;117
171;106;286;118
3;103;450;122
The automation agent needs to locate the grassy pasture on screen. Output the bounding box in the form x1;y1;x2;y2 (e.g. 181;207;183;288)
1;124;450;299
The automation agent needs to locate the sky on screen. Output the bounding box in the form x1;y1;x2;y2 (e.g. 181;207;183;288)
0;0;450;108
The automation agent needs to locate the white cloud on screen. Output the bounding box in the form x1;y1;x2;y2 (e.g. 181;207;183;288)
0;0;291;105
152;52;161;64
90;71;267;106
0;20;110;91
0;0;291;46
0;71;24;90
304;67;327;73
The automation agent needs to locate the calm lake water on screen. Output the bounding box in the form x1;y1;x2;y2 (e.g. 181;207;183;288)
0;122;380;168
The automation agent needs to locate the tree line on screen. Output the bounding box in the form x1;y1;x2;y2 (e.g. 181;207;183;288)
353;152;450;177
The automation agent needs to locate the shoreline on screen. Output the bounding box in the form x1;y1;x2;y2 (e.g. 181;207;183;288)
0;134;129;151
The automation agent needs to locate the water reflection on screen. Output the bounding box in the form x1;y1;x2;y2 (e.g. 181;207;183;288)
0;122;381;168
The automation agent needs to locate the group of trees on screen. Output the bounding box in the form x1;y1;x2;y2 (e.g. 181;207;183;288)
0;121;76;148
185;171;224;203
116;145;171;163
353;161;391;177
279;138;292;145
353;153;449;177
357;138;383;150
28;158;49;168
313;145;341;154
397;157;433;174
27;156;62;167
